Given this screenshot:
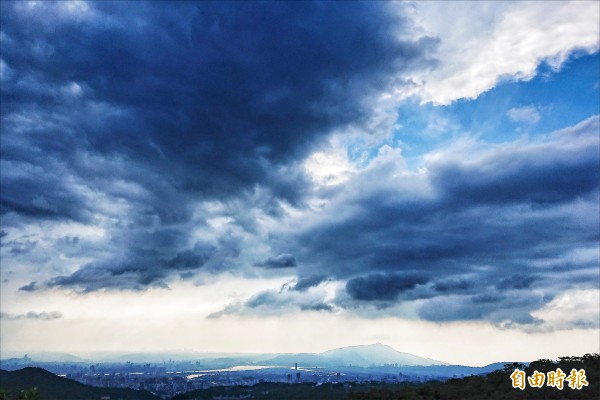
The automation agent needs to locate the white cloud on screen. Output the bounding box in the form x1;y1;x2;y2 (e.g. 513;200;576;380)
531;289;600;330
0;58;13;82
15;0;94;23
58;0;91;17
62;82;83;98
507;105;541;124
303;147;356;186
408;0;600;105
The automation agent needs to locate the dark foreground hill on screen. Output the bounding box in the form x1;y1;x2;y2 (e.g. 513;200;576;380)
349;354;599;399
0;367;159;400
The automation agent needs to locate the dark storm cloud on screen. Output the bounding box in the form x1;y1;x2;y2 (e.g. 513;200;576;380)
471;293;506;304
289;116;600;324
433;143;599;208
497;275;538;290
41;241;217;292
300;303;334;312
254;253;297;269
0;167;92;222
18;281;38;292
291;275;329;291
0;1;436;291
346;273;428;301
0;0;435;202
418;292;545;326
2;237;37;255
433;278;472;293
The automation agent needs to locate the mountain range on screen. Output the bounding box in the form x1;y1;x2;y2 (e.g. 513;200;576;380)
262;343;445;368
2;343;446;368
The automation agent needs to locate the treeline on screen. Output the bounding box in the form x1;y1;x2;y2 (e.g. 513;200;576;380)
172;354;599;400
348;354;599;400
172;382;358;400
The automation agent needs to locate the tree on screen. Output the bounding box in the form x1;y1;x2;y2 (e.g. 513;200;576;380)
17;388;39;400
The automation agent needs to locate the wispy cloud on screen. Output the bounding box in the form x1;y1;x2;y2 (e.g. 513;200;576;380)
507;105;541;124
0;311;63;320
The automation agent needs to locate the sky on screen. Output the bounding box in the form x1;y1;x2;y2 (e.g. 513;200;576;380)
0;0;599;367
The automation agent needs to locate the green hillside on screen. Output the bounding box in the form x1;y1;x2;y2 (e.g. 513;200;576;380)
0;367;159;400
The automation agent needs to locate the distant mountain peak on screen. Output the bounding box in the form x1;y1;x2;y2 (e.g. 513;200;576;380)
319;343;445;367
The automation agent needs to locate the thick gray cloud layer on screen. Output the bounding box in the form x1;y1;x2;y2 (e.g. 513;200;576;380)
254;253;297;269
1;1;598;330
281;116;599;325
0;1;435;291
346;273;428;301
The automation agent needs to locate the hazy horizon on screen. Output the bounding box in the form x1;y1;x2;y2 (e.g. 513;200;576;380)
1;1;599;367
0;342;534;368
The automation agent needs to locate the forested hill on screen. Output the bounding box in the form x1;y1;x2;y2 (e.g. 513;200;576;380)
349;353;599;400
0;367;159;400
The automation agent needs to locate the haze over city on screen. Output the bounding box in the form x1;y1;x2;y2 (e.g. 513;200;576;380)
1;0;599;367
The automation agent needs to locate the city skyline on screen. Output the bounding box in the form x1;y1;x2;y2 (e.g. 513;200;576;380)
1;1;599;366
